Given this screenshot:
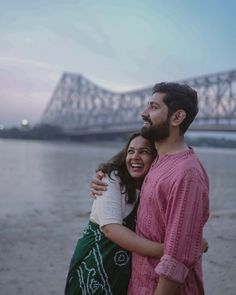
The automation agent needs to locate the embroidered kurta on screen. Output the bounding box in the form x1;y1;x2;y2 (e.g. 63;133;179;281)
128;149;209;295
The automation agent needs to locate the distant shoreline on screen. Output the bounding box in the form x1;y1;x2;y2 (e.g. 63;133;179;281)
185;136;236;149
0;124;236;149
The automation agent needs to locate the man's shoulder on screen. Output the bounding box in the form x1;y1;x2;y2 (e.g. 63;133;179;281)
167;151;208;183
173;158;209;192
172;150;204;170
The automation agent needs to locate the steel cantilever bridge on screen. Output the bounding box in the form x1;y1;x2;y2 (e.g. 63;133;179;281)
41;69;236;137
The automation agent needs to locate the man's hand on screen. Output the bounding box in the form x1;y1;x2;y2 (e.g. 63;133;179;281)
90;170;108;198
154;276;178;295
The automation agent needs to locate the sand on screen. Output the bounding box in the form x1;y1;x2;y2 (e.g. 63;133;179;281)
0;203;235;295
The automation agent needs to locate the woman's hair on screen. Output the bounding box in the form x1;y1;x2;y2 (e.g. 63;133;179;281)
97;132;157;203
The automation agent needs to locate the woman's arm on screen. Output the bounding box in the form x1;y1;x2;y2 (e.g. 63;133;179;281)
102;223;163;258
102;224;208;258
93;173;163;258
91;173;207;258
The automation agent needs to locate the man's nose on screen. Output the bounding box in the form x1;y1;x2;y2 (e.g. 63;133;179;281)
141;107;149;118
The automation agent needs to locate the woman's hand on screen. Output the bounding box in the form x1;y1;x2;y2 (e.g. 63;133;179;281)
202;238;209;253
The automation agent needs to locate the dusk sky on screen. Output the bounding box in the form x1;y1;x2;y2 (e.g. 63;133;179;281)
0;0;235;127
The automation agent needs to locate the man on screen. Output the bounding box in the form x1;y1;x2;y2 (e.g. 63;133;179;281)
91;82;209;295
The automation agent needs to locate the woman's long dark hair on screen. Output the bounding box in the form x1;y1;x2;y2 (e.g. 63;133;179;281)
97;133;157;204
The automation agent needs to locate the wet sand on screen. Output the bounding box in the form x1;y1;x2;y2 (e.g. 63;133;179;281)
0;201;235;295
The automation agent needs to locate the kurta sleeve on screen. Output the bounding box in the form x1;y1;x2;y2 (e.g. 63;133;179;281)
155;167;209;283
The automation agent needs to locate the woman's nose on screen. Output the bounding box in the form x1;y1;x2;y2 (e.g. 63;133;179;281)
132;150;140;159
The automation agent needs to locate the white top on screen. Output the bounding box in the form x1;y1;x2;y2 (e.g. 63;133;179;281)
90;172;137;228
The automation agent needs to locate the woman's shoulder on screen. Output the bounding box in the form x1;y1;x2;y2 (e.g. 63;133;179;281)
104;170;120;185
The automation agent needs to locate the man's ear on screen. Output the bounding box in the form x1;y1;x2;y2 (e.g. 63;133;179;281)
171;110;186;126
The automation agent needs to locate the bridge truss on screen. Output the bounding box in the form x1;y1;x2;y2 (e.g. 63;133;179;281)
41;69;236;135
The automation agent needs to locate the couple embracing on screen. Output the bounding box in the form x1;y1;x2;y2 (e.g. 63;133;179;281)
65;82;209;295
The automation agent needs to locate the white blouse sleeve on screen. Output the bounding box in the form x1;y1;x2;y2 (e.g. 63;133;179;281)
93;173;123;227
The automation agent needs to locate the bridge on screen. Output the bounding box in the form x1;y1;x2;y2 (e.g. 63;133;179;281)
41;69;236;137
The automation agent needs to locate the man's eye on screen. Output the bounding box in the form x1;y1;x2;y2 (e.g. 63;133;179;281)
151;105;158;110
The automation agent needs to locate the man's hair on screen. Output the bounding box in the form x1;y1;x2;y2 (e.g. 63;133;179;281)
152;82;198;134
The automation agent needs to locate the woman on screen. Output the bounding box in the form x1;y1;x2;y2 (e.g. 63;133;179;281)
65;133;164;295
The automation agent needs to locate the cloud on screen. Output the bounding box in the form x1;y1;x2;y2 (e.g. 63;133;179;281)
0;56;62;71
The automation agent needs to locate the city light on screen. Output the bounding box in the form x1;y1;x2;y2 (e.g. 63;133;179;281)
21;119;29;127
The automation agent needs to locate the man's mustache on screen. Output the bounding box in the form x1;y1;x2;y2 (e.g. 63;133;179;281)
142;115;152;125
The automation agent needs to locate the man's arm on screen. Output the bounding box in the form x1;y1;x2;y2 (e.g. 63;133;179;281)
154;277;178;295
154;237;209;295
155;168;209;292
90;171;108;197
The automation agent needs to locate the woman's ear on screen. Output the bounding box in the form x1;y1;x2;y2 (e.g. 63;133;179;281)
171;110;186;126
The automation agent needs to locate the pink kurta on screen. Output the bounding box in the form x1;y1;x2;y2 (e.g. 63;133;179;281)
128;149;209;295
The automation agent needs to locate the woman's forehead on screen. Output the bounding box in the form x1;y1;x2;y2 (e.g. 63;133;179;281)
128;136;151;148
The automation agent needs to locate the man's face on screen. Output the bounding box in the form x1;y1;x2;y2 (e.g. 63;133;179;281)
141;92;170;142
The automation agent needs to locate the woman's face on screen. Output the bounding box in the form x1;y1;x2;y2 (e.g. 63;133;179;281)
126;136;154;180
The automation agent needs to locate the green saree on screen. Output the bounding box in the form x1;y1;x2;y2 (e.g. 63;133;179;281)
65;204;137;295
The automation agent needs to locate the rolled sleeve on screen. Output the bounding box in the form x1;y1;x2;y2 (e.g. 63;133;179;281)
155;254;189;283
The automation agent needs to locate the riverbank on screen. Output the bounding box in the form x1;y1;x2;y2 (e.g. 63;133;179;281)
1;125;236;148
0;201;235;295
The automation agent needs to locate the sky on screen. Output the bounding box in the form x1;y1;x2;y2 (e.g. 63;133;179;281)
0;0;235;127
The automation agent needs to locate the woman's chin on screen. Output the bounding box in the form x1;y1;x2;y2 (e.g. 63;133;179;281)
129;171;146;180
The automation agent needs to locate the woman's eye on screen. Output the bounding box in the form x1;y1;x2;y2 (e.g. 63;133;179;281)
140;150;150;154
127;150;134;154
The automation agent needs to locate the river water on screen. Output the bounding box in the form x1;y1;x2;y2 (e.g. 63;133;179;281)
0;138;236;295
0;138;236;217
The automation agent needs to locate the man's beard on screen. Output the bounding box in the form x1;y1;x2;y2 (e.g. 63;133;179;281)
141;119;170;142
